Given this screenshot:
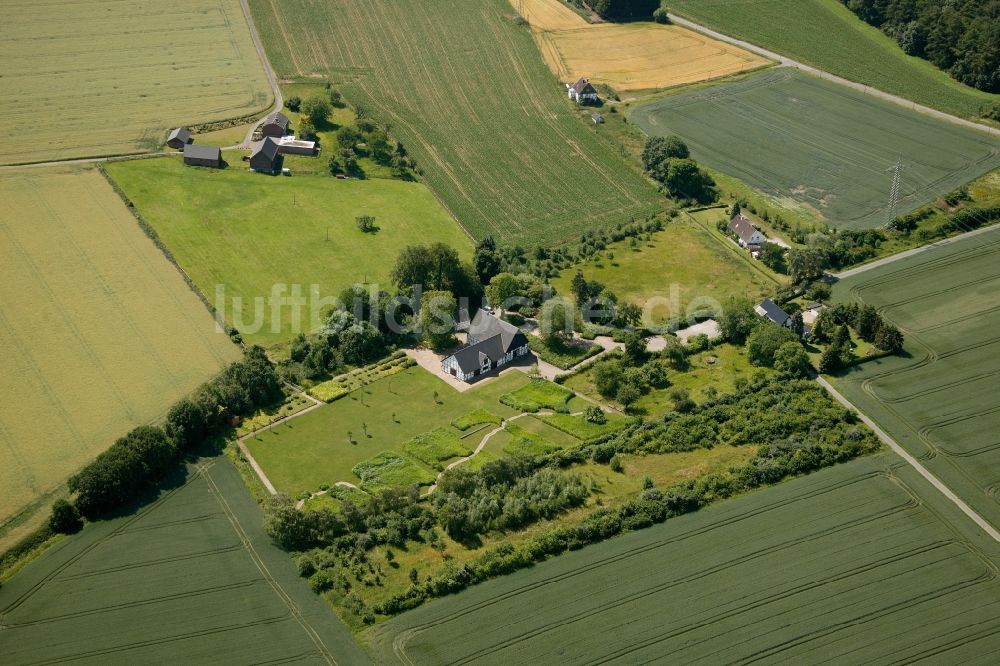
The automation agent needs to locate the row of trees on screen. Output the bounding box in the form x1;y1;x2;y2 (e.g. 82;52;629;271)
842;0;999;92
64;348;283;521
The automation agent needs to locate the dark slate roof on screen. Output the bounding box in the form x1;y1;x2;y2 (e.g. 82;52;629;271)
570;77;598;95
448;311;528;374
167;127;191;143
183;144;221;161
756;299;790;326
467;310;522;349
251;137;280;160
263;111;289;129
729;214;762;244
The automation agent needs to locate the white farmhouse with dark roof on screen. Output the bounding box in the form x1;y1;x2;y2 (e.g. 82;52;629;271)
567;77;599;103
441;310;530;382
729;213;767;249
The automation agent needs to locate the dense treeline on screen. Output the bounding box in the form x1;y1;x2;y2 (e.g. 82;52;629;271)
66;347;282;519
842;0;1000;93
590;0;661;20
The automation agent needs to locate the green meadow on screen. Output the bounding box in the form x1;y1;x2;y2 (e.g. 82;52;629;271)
105;157;473;346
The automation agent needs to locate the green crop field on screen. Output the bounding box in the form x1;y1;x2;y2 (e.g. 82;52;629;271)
0;168;239;532
248;0;662;245
0;459;366;664
0;0;272;165
105;157;473;346
832;228;1000;529
550;215;779;323
670;0;999;122
631;70;1000;230
367;454;1000;663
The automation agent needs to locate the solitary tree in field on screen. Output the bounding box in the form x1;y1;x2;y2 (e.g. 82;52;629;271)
302;95;331;125
356;215;377;233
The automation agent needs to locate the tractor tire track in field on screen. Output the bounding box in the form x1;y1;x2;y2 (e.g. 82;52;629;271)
816;376;1000;542
201;462;339;665
391;470;908;658
666;13;1000;138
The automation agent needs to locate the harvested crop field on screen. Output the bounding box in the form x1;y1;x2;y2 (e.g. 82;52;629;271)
0;459;366;664
0;0;271;164
105;157;473;347
631;69;1000;229
0;168;239;530
516;0;769;91
367;454;1000;663
832;228;1000;529
249;0;661;244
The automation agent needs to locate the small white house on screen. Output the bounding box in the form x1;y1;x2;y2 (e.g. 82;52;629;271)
729;214;768;249
567;77;599;103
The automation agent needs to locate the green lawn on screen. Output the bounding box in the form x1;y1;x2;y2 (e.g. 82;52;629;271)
248;0;662;245
670;0;999;122
631;69;1000;230
245;367;534;496
538;412;628;440
104;157;472;346
500;380;577;412
832;227;1000;529
366;454;1000;663
550;216;780;325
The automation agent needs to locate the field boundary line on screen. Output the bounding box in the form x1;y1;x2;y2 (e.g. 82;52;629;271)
667;12;1000;138
832;223;1000;280
815;376;1000;543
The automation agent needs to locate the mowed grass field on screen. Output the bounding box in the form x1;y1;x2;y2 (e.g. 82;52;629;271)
515;0;769;91
105;157;473;346
631;69;1000;229
832;229;1000;529
550;216;779;323
0;0;271;164
248;367;588;496
367;454;1000;663
249;0;662;244
670;0;1000;122
0;459;367;664
0;168;239;530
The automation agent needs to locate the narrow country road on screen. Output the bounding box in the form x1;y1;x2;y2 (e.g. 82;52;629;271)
234;0;284;149
832;222;1000;280
815;376;1000;543
668;13;1000;138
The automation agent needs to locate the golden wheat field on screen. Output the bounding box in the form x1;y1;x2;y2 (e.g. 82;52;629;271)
515;0;770;91
0;0;271;164
0;167;240;530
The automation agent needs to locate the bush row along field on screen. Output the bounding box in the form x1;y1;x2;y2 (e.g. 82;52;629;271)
0;0;271;164
515;0;769;91
366;454;1000;664
0;168;239;532
104;157;473;346
669;0;999;122
0;460;366;664
248;0;662;245
831;227;1000;529
630;69;1000;230
549;215;779;324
